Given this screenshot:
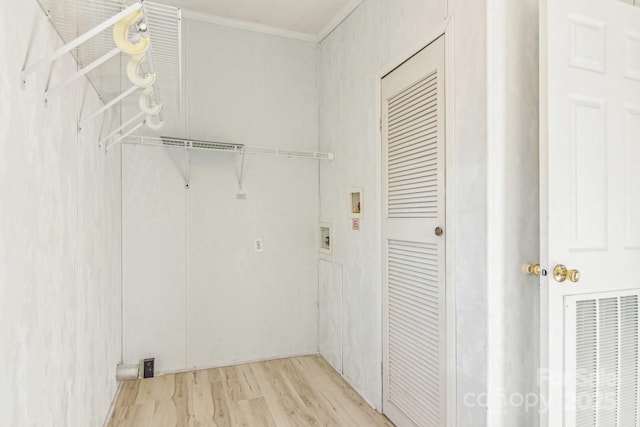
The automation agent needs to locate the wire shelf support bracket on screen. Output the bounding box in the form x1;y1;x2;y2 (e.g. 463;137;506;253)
21;2;142;86
237;149;247;191
79;84;138;129
102;111;145;149
23;0;182;136
184;140;191;189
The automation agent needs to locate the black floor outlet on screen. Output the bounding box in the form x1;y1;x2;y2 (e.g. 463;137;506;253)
143;358;154;378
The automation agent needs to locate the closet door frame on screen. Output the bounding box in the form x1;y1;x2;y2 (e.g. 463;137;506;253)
375;18;456;426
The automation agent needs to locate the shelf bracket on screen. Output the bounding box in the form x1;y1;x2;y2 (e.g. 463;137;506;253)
238;149;246;190
80;85;139;129
98;108;111;150
106;121;145;151
21;2;142;84
45;47;120;102
101;111;144;148
184;140;191;189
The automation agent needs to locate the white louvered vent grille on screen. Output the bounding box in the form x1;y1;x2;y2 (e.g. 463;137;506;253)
598;298;619;426
575;295;639;426
388;239;442;426
619;296;639;425
576;299;597;427
387;71;439;218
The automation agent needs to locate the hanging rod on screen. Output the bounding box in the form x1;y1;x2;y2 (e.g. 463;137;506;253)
123;136;336;161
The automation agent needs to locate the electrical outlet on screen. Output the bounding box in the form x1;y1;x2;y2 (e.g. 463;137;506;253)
143;358;154;379
254;238;264;253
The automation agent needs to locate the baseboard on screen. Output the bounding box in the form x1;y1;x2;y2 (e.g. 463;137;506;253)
101;381;123;427
154;351;321;377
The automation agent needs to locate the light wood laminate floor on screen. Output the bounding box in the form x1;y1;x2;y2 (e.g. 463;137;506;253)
107;355;394;427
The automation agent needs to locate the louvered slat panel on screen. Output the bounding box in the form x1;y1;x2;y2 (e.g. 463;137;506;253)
389;144;437;163
389;142;438;162
575;303;597;427
388;173;437;187
388;255;438;272
388;177;437;188
388;127;438;150
388;102;438;131
389;190;438;202
597;298;618;426
388;292;440;323
573;294;640;427
388;118;438;142
576;300;597;427
388;73;437;109
388;87;437;118
388;256;438;274
389;265;439;283
387;71;440;218
388;240;442;426
389;354;440;401
388;159;438;176
393;279;440;305
619;296;638;426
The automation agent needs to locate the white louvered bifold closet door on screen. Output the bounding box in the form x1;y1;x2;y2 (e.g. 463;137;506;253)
382;36;446;427
565;291;640;427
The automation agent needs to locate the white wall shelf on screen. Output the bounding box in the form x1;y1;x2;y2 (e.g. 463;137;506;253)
124;136;334;159
122;135;335;189
23;0;181;145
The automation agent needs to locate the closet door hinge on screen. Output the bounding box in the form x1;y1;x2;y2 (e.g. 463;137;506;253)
379;117;382;133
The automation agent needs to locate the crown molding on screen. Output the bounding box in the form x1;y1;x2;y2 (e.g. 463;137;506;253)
179;1;364;43
180;8;318;42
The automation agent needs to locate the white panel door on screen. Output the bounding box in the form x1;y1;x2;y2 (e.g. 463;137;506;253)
540;0;640;425
382;36;446;427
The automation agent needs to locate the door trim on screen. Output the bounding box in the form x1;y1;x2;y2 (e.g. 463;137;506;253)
375;16;456;426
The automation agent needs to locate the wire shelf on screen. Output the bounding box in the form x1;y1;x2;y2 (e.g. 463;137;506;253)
35;0;181;112
123;135;335;160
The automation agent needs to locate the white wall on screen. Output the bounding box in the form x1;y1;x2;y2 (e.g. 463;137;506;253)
486;0;540;425
0;2;122;425
122;19;319;372
317;0;489;423
122;145;188;371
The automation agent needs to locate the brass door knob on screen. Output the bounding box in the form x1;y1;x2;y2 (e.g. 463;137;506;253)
435;227;443;236
523;263;546;276
553;264;580;283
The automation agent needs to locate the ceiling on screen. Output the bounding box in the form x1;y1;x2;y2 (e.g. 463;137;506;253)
157;0;363;40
